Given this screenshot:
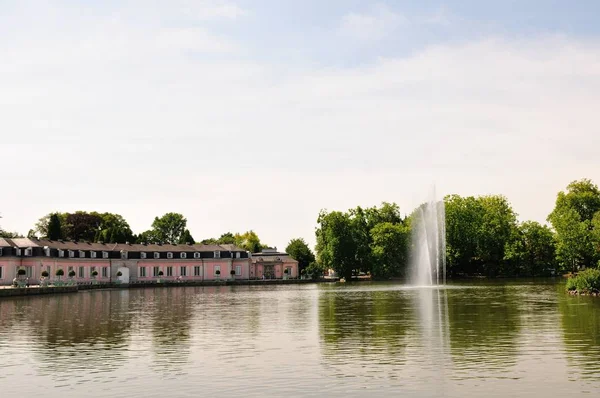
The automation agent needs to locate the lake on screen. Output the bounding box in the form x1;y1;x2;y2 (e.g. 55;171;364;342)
1;280;599;397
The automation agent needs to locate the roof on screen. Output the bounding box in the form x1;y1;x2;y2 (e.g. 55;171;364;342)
251;253;298;264
6;238;246;252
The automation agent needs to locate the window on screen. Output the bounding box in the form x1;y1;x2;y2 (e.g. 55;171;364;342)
68;266;74;274
141;252;147;259
103;251;109;259
46;266;51;276
235;265;242;276
91;251;97;258
194;252;201;259
0;248;3;256
0;266;3;279
214;265;221;275
24;247;32;256
236;252;241;259
194;266;201;276
153;266;160;277
140;267;146;277
25;267;32;278
167;252;173;259
58;249;64;257
102;267;108;278
214;251;221;259
44;247;50;256
166;266;173;277
69;250;75;258
154;252;160;259
16;248;22;256
121;251;128;260
180;252;187;259
79;250;85;258
180;266;187;276
79;267;85;278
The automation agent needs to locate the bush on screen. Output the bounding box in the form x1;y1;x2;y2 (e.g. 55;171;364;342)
284;268;289;274
158;271;164;276
216;270;221;275
566;268;600;294
41;271;49;277
17;268;26;276
116;271;123;277
56;269;64;277
230;269;236;275
92;270;98;277
68;270;76;277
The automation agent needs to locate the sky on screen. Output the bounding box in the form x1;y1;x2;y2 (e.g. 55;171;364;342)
1;0;599;250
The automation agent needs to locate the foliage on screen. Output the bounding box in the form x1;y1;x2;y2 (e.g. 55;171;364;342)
179;229;195;244
370;222;410;279
230;269;236;275
17;268;26;276
47;213;63;240
0;230;23;238
157;270;163;276
215;270;221;275
504;221;557;276
68;270;76;277
316;203;409;280
149;212;188;244
548;179;600;272
233;231;265;253
92;270;98;277
566;268;600;293
56;269;64;277
116;271;123;277
41;271;49;277
285;238;315;274
304;261;326;279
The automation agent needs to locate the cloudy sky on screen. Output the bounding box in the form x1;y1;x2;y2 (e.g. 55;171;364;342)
1;0;599;250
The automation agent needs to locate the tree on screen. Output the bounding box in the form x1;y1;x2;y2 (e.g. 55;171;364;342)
64;211;103;241
0;230;23;238
149;213;188;244
370;222;410;279
444;195;484;276
286;238;315;275
234;230;265;253
316;210;356;280
217;232;236;244
178;229;195;244
505;221;556;276
548;179;600;271
47;213;63;240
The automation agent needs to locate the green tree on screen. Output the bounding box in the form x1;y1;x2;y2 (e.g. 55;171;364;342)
370;222;410;279
285;238;316;274
217;232;236;244
505;221;556;276
178;229;195;244
315;210;356;280
47;213;63;240
35;212;68;237
444;195;484;276
234;230;265;253
64;211;103;241
548;179;600;271
150;213;188;244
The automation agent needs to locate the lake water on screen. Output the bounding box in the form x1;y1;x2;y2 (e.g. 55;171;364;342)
1;281;599;397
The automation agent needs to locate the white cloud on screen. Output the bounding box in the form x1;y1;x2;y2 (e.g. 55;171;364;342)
0;3;599;249
339;4;407;41
156;27;237;53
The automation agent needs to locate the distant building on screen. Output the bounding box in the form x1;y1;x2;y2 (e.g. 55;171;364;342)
0;237;251;284
250;248;299;279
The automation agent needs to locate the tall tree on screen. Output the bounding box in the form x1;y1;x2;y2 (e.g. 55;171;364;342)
548;179;600;270
64;211;103;241
150;213;188;244
234;230;265;253
370;222;410;279
315;210;356;280
178;229;195;244
286;238;316;274
47;213;63;240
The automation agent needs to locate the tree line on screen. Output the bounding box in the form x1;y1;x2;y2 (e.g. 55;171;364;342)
2;178;599;280
314;179;600;280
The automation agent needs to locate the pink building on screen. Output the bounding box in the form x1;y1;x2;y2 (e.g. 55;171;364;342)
0;238;252;285
250;248;299;280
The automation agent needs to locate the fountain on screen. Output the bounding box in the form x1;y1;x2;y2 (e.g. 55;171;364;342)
410;189;446;286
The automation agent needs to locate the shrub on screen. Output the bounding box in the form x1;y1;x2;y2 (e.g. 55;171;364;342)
158;271;164;276
41;271;49;277
284;268;289;274
216;270;221;275
68;270;76;278
566;268;600;294
116;271;123;277
56;269;64;277
230;269;236;275
92;270;98;277
17;268;26;276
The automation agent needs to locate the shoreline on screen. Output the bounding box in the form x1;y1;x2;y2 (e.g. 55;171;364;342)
0;278;340;298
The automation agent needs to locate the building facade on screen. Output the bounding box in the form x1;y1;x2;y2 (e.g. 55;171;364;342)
0;238;255;285
250;248;299;280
